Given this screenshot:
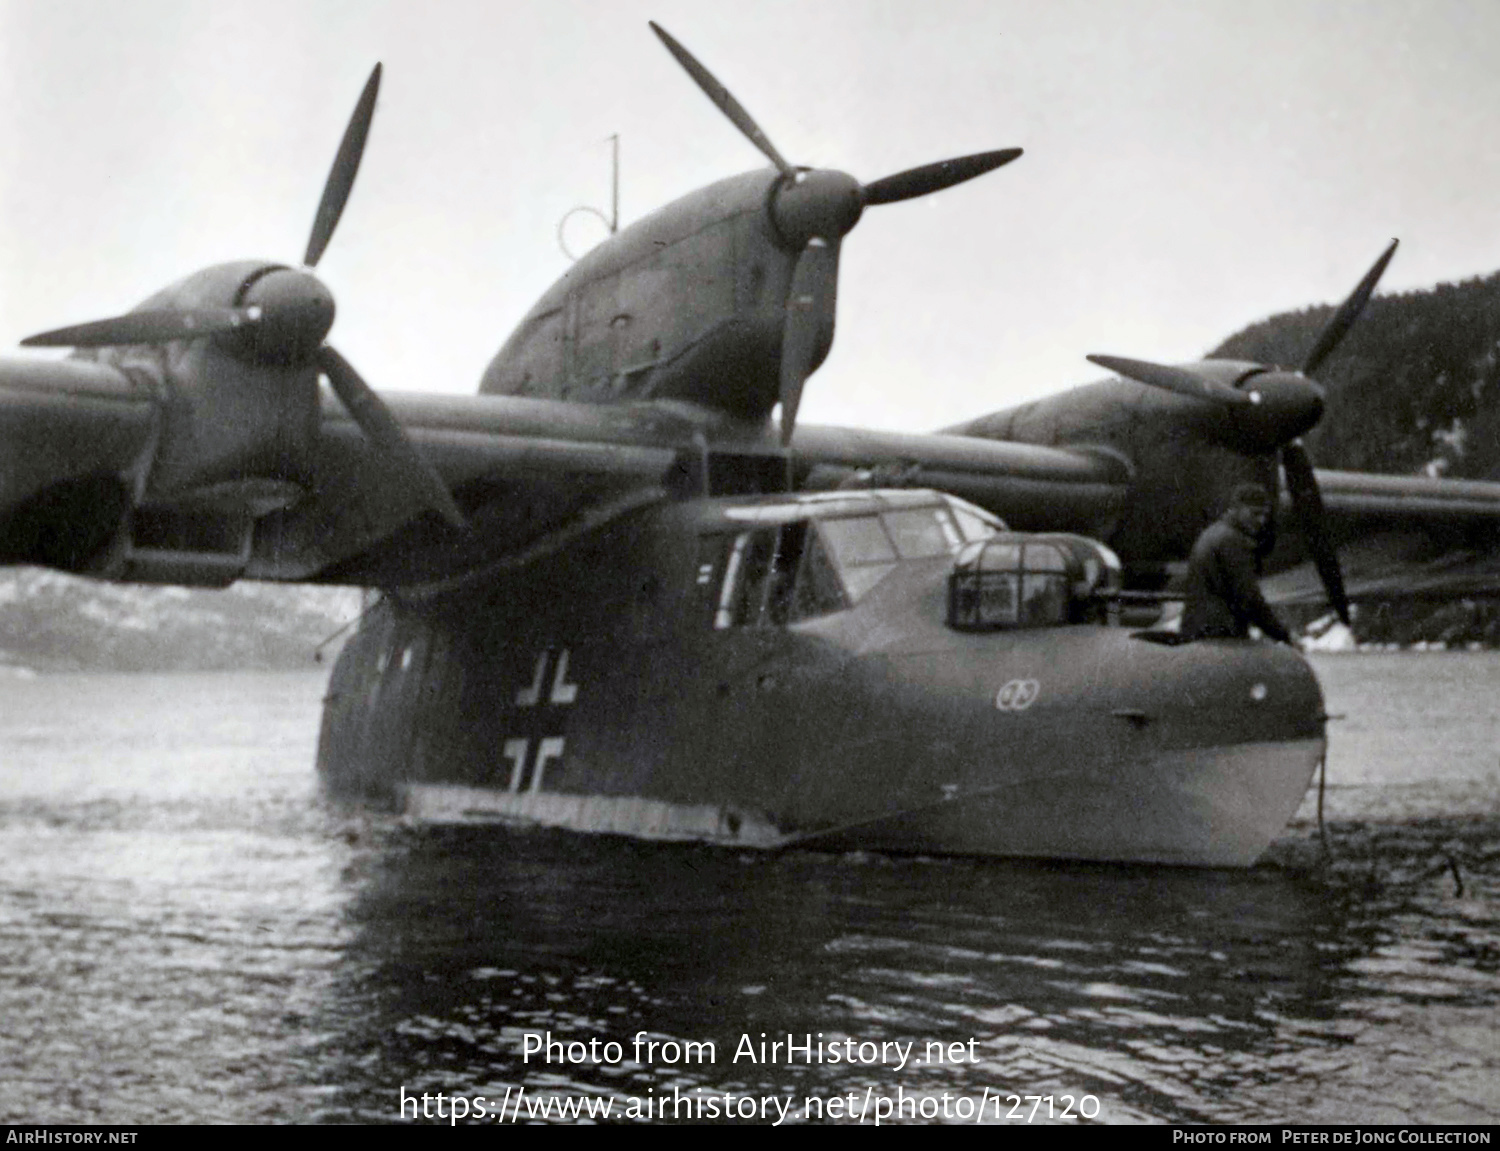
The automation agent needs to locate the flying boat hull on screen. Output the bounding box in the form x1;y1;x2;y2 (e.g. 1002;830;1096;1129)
394;737;1322;868
318;491;1326;868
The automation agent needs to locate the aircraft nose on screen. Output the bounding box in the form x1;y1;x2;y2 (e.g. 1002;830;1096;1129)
769;168;865;248
1107;639;1327;864
874;631;1328;865
1160;637;1325;740
1083;638;1327;858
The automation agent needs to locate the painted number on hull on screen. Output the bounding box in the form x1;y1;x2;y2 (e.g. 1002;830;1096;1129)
995;679;1041;711
503;649;579;793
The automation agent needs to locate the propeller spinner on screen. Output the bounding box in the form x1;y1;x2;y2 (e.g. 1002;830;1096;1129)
21;64;464;529
1087;239;1399;625
649;23;1022;443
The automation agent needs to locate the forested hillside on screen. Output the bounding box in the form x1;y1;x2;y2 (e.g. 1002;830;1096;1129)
1212;270;1500;481
1214;271;1500;646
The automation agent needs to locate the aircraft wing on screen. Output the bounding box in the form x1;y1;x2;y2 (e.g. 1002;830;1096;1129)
351;393;1129;498
1265;467;1500;604
8;362;1499;601
1265;547;1500;606
1315;469;1500;530
792;423;1129;533
0;358;158;569
1253;469;1500;610
285;394;1132;588
0;368;1128;588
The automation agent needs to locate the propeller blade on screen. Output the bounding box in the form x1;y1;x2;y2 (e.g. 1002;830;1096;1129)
648;22;796;179
1282;439;1350;626
315;345;465;529
1300;238;1398;377
1086;354;1255;406
303;64;382;268
780;237;840;444
21;307;257;348
860;148;1023;206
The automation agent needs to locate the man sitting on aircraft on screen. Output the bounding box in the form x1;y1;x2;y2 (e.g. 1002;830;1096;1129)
1180;483;1293;644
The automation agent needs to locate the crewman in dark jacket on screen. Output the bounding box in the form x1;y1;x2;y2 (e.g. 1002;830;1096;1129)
1180;483;1292;643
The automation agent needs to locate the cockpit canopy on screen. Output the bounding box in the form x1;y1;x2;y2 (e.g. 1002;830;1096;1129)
947;533;1123;631
697;490;1121;633
708;490;1001;629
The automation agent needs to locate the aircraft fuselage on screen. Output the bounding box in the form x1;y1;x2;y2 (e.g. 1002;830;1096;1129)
318;489;1325;866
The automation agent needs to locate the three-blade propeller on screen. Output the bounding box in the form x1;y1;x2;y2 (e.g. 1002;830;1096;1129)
1086;239;1400;625
21;64;464;529
23;307;260;350
649;23;1021;443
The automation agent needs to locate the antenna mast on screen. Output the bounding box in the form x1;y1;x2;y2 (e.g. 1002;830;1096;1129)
557;134;620;261
609;133;619;234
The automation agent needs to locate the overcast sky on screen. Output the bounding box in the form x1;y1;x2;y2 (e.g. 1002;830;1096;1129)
2;0;1498;431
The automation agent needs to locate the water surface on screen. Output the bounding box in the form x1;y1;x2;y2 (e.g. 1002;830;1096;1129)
0;655;1496;1124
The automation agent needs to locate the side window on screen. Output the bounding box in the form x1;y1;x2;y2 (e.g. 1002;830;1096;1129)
755;525;799;626
1019;543;1069;627
948;539;1071;630
882;510;954;558
818;515;898;600
713;522;849;629
951;505;997;543
882;507;960;557
715;531;769;629
790;527;847;621
951;541;1021;627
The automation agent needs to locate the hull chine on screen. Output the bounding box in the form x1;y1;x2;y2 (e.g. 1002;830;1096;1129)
396;735;1325;868
403;783;785;848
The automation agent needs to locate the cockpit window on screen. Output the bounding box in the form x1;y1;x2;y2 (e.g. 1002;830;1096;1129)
815;516;894;601
791;529;847;620
713;521;848;629
819;515;897;567
950;505;997;543
950;540;1071;629
708;498;1008;628
806;506;972;602
881;507;959;558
